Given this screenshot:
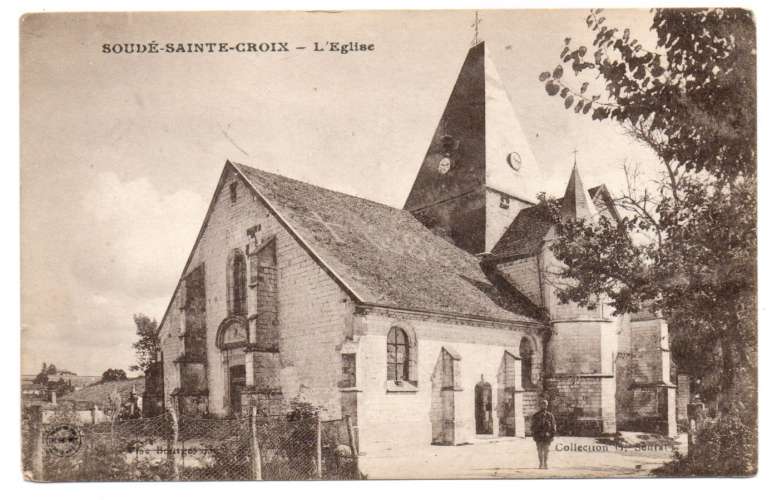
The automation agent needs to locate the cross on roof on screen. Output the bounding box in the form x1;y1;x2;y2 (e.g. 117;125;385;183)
471;11;482;46
572;147;579;167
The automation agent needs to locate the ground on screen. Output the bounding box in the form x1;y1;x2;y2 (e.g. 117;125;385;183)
359;433;687;479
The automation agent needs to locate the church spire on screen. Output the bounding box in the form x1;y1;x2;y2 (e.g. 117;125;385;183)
404;39;543;253
560;157;596;221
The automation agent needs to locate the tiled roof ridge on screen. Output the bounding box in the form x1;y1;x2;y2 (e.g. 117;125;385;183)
231;161;406;215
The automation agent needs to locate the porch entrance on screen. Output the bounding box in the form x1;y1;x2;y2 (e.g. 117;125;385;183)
475;380;493;435
229;364;246;415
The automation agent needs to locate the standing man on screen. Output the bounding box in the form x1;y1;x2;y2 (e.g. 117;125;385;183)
531;399;557;469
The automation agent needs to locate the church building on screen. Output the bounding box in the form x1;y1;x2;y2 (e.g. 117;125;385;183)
146;41;679;454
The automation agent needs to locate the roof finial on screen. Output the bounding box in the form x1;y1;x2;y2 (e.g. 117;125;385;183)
471;11;483;46
572;147;578;168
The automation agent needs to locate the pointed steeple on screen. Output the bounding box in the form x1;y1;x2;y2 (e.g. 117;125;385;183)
404;41;543;253
560;160;597;221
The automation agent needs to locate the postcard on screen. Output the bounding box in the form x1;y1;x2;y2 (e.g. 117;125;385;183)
20;9;757;481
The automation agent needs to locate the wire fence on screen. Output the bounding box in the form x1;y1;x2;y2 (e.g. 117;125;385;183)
23;404;359;482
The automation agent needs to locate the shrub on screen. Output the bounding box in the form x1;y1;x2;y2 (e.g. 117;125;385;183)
654;413;757;476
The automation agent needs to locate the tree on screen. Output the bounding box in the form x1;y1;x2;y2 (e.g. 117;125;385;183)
32;371;48;386
46;364;58;375
130;314;160;373
33;362;53;385
49;377;74;397
540;8;755;181
101;368;128;383
538;8;756;412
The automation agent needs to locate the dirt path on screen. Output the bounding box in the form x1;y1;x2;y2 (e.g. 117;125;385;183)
359;433;687;479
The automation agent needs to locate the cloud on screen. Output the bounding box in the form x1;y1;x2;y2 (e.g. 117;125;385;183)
22;172;207;374
72;172;206;298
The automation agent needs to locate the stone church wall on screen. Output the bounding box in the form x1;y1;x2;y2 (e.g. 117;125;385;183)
159;167;351;418
496;256;542;307
616;316;676;435
351;311;543;454
272;228;352;420
546;320;618;434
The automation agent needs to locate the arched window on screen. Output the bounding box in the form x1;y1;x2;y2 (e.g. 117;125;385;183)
387;327;414;382
520;337;534;389
227;249;247;316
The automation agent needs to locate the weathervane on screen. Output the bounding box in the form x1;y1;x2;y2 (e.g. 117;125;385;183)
471;11;483;46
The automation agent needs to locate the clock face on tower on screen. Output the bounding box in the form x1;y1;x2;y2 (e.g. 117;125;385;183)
437;157;452;175
507;151;522;171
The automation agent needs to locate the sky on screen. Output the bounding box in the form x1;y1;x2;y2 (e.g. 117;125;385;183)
20;9;662;376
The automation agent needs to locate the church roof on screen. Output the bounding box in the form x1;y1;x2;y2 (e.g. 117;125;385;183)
560;164;597;221
231;162;542;325
489;203;554;258
489;181;618;259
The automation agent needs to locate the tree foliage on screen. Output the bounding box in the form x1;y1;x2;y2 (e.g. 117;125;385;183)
32;362;74;396
130;314;160;373
33;371;48;386
539;8;756;410
653;409;757;476
541;8;755;180
101;368;128;383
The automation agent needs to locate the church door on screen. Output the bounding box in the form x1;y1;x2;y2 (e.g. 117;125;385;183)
229;364;246;416
475;380;493;434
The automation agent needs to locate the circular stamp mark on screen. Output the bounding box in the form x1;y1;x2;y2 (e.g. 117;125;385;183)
45;424;82;457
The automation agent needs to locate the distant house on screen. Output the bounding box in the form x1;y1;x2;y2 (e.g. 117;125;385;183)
61;377;145;409
21;383;46;397
21;372;101;390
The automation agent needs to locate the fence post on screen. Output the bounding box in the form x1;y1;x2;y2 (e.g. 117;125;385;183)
168;406;180;481
29;405;44;481
316;413;323;479
250;406;262;480
345;415;359;477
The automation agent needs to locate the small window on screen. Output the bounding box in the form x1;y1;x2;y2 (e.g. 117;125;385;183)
230;182;238;203
341;354;356;388
500;195;510;209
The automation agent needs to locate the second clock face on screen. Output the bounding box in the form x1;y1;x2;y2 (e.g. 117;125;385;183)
507;152;522;171
438;157;452;174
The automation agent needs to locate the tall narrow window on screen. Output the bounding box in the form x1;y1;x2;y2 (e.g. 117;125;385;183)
183;264;207;358
228;249;247;316
387;327;410;382
520;337;534;388
341;354;356;388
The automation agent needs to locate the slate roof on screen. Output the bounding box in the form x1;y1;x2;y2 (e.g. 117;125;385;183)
231;162;542;325
61;377;145;407
560;165;597;221
489;203;553;258
588;185;621;221
490;184;617;259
